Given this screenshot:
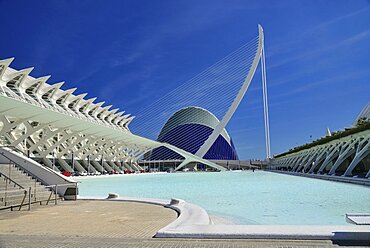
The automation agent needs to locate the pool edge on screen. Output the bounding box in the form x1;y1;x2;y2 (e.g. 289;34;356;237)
77;196;370;241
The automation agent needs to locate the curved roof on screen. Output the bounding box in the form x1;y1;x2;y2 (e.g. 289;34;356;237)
149;106;238;160
158;106;231;145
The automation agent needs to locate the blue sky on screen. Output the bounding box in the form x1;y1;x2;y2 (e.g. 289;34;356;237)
0;0;369;159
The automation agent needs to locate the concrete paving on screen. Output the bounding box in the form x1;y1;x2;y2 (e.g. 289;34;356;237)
0;200;176;239
0;201;365;247
0;234;346;248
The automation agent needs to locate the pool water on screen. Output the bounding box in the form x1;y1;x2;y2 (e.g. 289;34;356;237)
78;171;370;225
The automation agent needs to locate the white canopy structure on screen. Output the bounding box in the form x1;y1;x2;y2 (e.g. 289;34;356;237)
0;58;223;172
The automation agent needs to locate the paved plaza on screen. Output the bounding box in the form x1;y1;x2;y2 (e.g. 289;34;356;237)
0;201;366;248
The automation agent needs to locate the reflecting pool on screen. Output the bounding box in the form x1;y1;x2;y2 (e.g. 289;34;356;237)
78;171;370;225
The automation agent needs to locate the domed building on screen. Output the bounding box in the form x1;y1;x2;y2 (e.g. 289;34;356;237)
147;107;238;160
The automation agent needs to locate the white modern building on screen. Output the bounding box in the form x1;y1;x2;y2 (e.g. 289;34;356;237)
0;58;226;176
269;106;370;179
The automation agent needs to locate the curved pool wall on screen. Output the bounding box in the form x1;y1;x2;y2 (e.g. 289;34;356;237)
78;171;370;225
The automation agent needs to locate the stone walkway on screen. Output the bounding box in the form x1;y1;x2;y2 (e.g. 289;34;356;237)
0;201;363;247
0;200;176;239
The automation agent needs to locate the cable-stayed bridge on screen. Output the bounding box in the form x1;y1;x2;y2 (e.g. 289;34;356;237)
133;25;271;167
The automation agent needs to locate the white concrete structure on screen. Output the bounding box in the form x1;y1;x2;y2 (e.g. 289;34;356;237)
269;130;370;178
0;58;223;174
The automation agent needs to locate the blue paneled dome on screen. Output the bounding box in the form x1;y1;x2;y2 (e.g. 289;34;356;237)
148;107;238;160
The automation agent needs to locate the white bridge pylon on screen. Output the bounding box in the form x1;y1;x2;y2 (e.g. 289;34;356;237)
193;24;271;164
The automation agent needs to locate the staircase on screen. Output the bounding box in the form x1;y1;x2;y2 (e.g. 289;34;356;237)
0;163;61;210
